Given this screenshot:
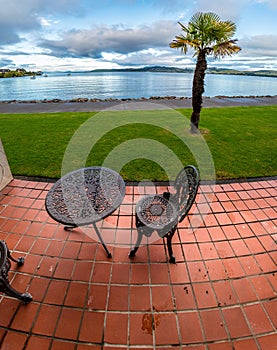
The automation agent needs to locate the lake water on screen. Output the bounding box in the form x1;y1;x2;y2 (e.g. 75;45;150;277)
0;71;276;101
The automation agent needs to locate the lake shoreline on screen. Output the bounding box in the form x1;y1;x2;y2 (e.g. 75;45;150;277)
0;95;276;114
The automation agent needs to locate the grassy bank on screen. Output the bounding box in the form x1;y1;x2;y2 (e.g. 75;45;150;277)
0;105;276;181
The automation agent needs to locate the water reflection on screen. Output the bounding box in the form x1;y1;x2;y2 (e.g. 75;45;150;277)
0;72;275;101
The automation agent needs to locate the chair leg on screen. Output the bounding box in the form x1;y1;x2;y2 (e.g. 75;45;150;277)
129;215;153;259
129;229;143;258
166;226;177;264
7;248;25;266
0;241;32;304
0;276;32;304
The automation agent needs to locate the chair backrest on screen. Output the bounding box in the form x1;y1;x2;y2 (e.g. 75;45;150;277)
0;241;5;268
173;165;200;223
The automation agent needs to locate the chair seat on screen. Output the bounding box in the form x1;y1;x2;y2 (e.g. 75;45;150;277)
136;194;178;230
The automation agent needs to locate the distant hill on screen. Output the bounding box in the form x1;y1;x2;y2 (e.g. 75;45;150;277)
207;67;277;78
90;65;277;78
91;66;193;73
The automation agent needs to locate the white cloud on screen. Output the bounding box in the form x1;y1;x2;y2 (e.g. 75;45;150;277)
38;21;178;58
40;18;52;27
3;53;121;72
39;17;60;27
100;48;195;69
240;35;277;57
0;0;84;45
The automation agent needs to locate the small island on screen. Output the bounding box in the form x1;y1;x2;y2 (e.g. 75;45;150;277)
0;68;42;78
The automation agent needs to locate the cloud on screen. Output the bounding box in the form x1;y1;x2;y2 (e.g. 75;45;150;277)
0;0;84;45
100;48;190;68
240;35;277;57
258;0;277;9
38;21;178;58
0;2;39;45
193;0;251;20
0;28;20;46
208;54;277;70
0;58;15;67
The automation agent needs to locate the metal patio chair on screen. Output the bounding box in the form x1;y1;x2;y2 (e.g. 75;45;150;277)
129;165;200;263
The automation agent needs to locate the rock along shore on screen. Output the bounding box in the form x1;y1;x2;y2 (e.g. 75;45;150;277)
0;95;276;114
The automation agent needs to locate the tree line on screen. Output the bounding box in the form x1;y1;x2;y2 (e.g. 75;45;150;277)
0;70;42;78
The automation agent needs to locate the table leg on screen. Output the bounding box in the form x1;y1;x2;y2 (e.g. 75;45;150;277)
64;225;77;231
92;223;112;258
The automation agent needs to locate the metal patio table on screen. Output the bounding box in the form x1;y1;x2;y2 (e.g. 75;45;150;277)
45;167;126;258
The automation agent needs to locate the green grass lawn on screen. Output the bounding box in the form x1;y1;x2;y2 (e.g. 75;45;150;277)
0;105;276;181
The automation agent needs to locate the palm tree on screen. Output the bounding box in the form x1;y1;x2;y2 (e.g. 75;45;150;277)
170;12;241;133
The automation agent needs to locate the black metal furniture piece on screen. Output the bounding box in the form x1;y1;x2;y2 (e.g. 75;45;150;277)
0;240;32;303
129;165;200;263
45;167;126;258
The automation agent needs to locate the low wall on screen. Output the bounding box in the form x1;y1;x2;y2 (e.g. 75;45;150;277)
0;139;13;191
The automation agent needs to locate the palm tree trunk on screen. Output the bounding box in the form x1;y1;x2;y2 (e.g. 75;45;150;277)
190;50;207;133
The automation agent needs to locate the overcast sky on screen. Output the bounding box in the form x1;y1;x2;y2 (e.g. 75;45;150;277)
0;0;277;72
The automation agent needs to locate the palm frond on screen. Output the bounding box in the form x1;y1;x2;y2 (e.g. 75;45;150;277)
213;39;241;58
169;34;202;53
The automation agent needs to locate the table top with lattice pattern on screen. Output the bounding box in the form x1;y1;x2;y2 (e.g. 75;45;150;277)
45;167;125;226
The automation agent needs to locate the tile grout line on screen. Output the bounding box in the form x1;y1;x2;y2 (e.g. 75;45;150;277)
167;238;185;350
147;241;156;349
196;235;233;346
73;238;97;350
180;237;207;346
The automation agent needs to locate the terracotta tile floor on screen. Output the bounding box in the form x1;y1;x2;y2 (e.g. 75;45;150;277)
0;178;276;350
